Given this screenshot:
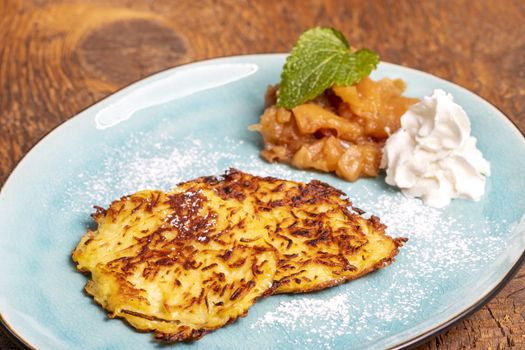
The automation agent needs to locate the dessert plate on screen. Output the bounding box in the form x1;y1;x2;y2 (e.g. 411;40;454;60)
1;54;524;350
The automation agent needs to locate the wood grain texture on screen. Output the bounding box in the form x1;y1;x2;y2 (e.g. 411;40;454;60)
0;0;524;349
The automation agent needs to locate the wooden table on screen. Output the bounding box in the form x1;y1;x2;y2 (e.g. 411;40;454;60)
1;0;524;349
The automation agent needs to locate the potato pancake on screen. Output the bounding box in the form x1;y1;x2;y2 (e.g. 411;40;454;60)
73;189;277;342
182;170;405;294
72;169;404;342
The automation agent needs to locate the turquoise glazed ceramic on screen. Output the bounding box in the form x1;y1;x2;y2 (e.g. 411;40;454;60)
1;54;524;350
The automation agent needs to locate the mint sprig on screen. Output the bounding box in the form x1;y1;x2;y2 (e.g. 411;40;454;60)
276;27;379;109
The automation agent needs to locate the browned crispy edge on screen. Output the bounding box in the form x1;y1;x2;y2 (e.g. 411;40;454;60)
272;235;407;294
77;249;279;343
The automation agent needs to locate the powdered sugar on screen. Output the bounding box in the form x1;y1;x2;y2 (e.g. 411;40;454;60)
68;132;305;214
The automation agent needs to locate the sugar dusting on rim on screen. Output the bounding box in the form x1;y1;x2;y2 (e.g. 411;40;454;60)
66;134;508;349
69;133;299;210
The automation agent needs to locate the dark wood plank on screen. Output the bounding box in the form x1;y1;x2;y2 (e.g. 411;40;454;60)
1;0;524;349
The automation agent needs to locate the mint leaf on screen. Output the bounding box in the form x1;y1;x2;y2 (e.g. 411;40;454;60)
276;27;379;109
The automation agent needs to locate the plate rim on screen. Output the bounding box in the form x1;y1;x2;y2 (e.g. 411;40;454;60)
1;53;524;350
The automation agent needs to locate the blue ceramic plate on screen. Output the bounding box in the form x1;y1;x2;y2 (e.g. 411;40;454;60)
1;54;524;350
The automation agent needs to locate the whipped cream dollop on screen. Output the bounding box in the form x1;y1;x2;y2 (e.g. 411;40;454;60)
381;89;490;208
